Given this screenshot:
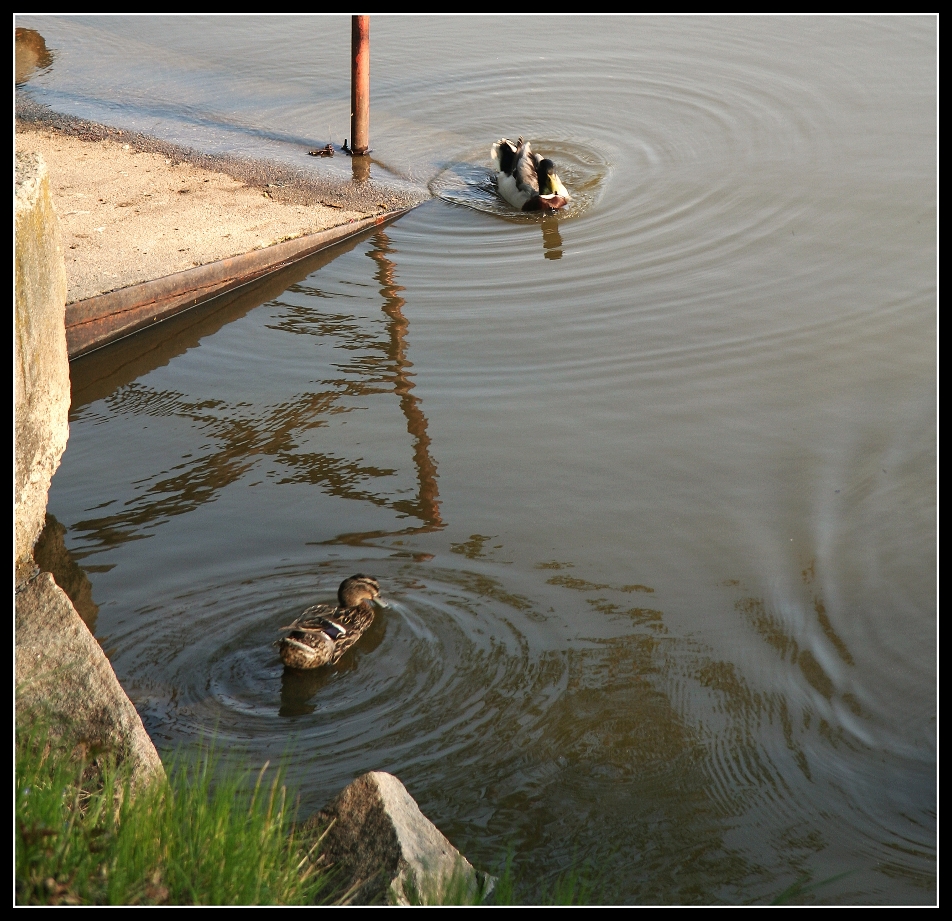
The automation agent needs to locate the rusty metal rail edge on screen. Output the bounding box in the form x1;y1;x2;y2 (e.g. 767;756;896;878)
65;207;416;360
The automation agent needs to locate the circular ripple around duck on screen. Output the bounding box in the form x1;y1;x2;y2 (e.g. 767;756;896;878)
430;140;610;221
105;562;569;788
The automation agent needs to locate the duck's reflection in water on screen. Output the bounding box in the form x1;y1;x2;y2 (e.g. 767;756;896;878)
540;215;563;260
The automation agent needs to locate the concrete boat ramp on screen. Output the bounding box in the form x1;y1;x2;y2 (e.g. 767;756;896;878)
15;121;424;358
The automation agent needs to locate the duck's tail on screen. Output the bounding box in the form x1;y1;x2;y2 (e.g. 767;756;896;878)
491;137;523;175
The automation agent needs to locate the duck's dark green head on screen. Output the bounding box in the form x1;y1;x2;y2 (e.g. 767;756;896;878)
537;159;570;200
537;158;556;193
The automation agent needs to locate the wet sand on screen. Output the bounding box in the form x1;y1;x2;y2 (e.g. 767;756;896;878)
15;107;427;305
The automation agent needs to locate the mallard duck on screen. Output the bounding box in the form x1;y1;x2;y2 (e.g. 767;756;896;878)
491;137;571;212
278;574;387;669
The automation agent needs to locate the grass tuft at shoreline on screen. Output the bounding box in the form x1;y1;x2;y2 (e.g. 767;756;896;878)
15;726;337;906
16;721;601;906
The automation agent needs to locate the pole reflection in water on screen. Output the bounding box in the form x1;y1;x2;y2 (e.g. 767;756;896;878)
350;152;372;184
281;228;443;715
370;230;443;530
325;228;444;550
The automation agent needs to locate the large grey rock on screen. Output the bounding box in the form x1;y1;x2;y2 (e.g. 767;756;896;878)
15;151;69;586
312;771;490;905
15;150;162;788
15;572;163;789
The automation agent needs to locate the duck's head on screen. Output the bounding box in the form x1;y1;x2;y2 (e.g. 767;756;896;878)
537;159;571;202
337;574;387;609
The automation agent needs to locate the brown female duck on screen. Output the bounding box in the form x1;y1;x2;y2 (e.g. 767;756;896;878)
278;574;387;669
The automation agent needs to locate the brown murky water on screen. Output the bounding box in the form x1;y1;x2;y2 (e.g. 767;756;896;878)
20;15;935;903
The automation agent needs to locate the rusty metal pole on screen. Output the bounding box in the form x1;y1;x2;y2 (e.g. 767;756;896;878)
350;15;370;156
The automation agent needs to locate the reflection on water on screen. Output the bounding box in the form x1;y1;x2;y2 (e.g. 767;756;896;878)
15;28;54;86
33;514;100;629
351;152;372;184
368;230;443;533
540;216;563;261
27;15;935;904
66;226;443;558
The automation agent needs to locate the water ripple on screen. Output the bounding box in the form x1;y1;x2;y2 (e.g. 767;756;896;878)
110;563;569;784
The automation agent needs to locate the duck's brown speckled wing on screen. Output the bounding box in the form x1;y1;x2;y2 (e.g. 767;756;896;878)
290;602;337;627
277;603;339;669
329;603;376;662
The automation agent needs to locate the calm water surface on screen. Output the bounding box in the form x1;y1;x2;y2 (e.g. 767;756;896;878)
18;15;935;904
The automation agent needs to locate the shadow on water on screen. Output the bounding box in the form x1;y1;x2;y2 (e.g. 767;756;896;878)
66;220;443;558
68;229;380;409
